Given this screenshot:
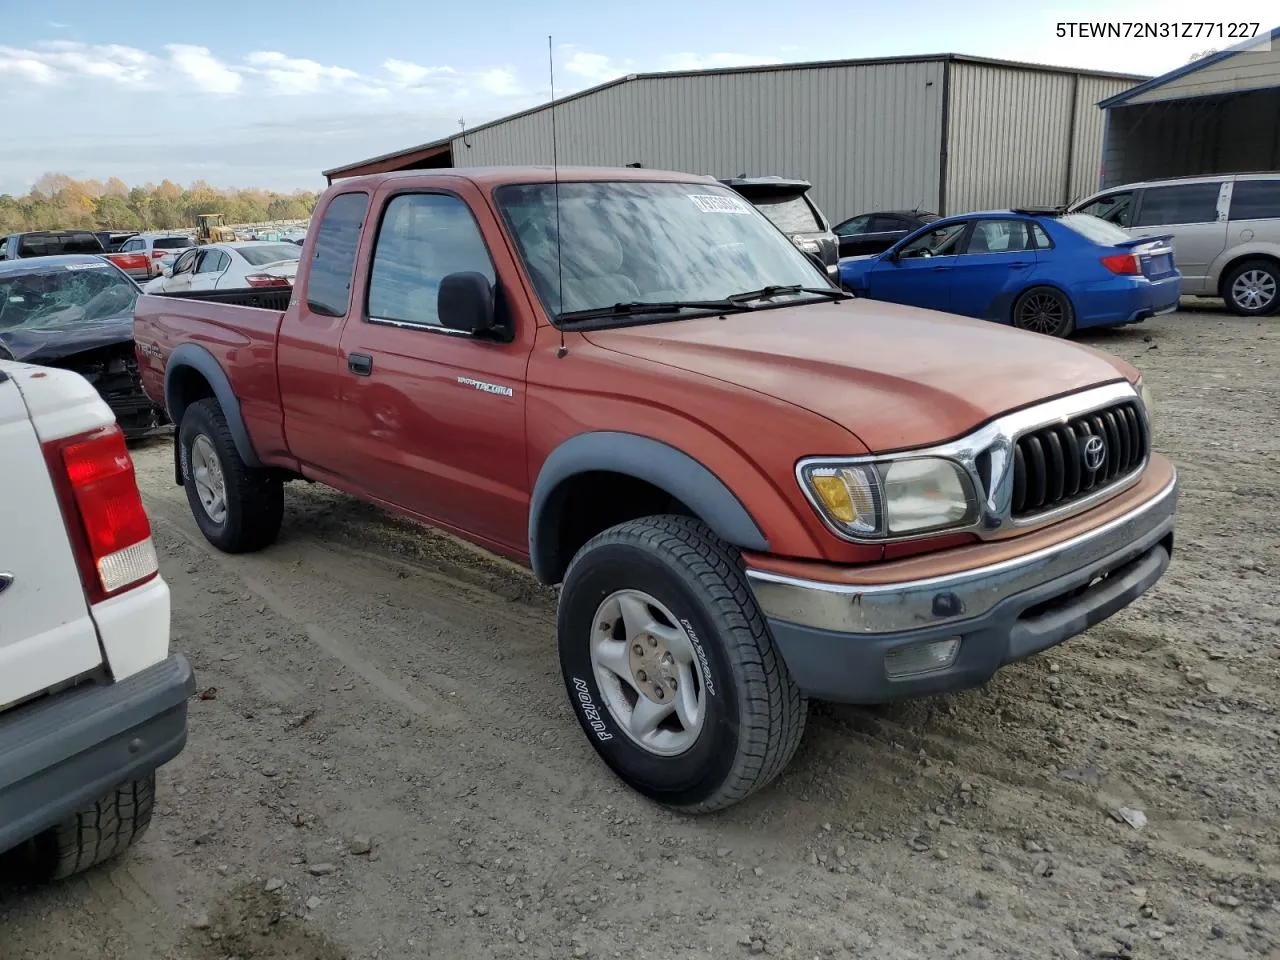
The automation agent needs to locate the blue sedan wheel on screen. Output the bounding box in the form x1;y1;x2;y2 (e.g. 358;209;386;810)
1013;286;1075;338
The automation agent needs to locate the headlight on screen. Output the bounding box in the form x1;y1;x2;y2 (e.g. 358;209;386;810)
1137;377;1154;424
801;456;981;539
792;236;821;254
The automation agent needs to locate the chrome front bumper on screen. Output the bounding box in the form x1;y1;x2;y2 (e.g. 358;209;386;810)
748;472;1178;635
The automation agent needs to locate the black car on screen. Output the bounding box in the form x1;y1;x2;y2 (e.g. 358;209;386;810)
0;255;169;438
717;176;839;279
2;230;107;260
832;209;940;258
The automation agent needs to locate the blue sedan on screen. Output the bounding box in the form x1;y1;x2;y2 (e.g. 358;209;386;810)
837;209;1181;337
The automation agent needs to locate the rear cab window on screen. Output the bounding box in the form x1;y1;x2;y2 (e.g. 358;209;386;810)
750;194;823;233
1134;183;1223;226
306;193;369;317
154;237;194;250
1229;179;1280;221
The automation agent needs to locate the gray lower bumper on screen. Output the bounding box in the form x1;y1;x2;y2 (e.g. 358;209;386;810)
751;477;1176;703
0;654;194;854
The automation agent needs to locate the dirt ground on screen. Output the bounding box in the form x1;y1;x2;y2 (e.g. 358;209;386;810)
2;304;1278;960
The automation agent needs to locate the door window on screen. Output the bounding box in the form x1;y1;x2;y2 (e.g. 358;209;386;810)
1229;179;1280;221
195;251;227;274
1078;192;1134;227
834;215;871;236
1134;183;1222;226
962;220;1032;254
121;238;142;252
366;193;496;330
869;214;907;233
307;192;369;317
171;249;198;275
897;222;966;258
1029;223;1053;249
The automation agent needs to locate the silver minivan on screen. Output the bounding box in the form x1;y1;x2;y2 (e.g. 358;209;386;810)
1070;174;1280;316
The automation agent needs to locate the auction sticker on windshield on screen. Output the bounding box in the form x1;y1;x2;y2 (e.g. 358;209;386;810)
64;262;110;271
688;194;751;214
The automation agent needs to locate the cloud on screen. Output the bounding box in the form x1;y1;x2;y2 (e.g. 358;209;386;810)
0;55;58;84
167;44;243;94
563;51;629;84
662;52;783;71
384;58;456;86
0;41;159;88
475;67;523;97
244;50;360;95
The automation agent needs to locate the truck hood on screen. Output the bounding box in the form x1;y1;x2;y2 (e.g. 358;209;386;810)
582;300;1130;453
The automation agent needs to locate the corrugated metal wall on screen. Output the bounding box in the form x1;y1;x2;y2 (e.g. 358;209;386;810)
1102;88;1280;187
1071;76;1140;199
451;61;946;223
945;64;1134;211
1127;45;1280;104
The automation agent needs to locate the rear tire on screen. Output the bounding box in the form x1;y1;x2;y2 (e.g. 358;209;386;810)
179;398;283;553
1222;259;1280;316
1012;286;1075;338
557;515;807;813
19;776;155;882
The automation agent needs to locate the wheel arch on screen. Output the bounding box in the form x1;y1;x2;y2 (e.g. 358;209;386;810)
1214;249;1280;298
529;432;770;585
164;344;262;469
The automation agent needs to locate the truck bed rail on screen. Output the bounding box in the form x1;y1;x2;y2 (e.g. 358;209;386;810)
149;287;293;312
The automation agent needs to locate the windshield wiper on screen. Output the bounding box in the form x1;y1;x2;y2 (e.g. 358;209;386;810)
556;299;755;324
724;284;849;303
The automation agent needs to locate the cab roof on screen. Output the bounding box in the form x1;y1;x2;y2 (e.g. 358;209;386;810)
332;165;719;191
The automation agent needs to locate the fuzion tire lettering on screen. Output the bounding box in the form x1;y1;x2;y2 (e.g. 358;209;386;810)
680;618;717;696
572;677;614;741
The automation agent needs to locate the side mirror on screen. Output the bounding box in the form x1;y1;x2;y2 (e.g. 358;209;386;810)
438;271;496;335
160;264;173;277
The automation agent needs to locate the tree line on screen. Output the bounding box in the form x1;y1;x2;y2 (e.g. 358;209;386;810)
0;173;321;235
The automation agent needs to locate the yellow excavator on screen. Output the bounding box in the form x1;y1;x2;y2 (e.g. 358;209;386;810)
195;213;236;245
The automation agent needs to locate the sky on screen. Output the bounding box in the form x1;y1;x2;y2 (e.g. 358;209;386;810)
1;0;1275;195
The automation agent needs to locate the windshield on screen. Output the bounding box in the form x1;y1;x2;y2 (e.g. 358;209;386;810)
0;262;138;332
1057;213;1133;245
238;244;302;265
494;181;829;319
745;193;822;233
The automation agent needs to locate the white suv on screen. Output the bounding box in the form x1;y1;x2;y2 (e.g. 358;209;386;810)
1070;174;1280;316
0;359;193;881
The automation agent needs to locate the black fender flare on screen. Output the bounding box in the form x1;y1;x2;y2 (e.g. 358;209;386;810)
528;431;769;584
164;343;262;468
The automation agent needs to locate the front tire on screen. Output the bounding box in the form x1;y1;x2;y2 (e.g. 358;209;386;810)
557;515;806;813
1222;259;1280;316
179;398;283;553
1012;286;1075;338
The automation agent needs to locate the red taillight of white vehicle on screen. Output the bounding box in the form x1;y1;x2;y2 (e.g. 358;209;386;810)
43;424;159;603
244;274;292;288
1101;253;1141;275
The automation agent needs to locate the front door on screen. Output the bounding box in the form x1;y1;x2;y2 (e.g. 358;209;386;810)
1130;181;1228;295
189;249;229;291
162;248;199;293
868;220;967;313
337;188;534;554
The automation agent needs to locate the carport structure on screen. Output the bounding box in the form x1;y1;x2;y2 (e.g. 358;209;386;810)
1098;26;1280;188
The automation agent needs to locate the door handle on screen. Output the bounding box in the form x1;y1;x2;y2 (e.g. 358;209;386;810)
348;353;373;376
932;265;951;271
1008;261;1030;268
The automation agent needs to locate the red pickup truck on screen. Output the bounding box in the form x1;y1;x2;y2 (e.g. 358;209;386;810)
134;167;1177;812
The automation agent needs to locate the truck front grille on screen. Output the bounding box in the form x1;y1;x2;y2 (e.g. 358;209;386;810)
1010;400;1147;519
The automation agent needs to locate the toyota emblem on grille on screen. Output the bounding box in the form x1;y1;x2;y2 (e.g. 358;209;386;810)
1082;435;1106;472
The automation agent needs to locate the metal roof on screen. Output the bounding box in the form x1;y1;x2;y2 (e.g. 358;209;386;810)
324;52;1148;179
1099;25;1280;108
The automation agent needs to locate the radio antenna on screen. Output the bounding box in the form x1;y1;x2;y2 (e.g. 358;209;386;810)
549;35;567;359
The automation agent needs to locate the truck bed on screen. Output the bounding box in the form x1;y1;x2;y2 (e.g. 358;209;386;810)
147;286;294;312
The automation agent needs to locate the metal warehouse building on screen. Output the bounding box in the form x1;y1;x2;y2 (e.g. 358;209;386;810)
324;54;1143;222
1098;26;1280;187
